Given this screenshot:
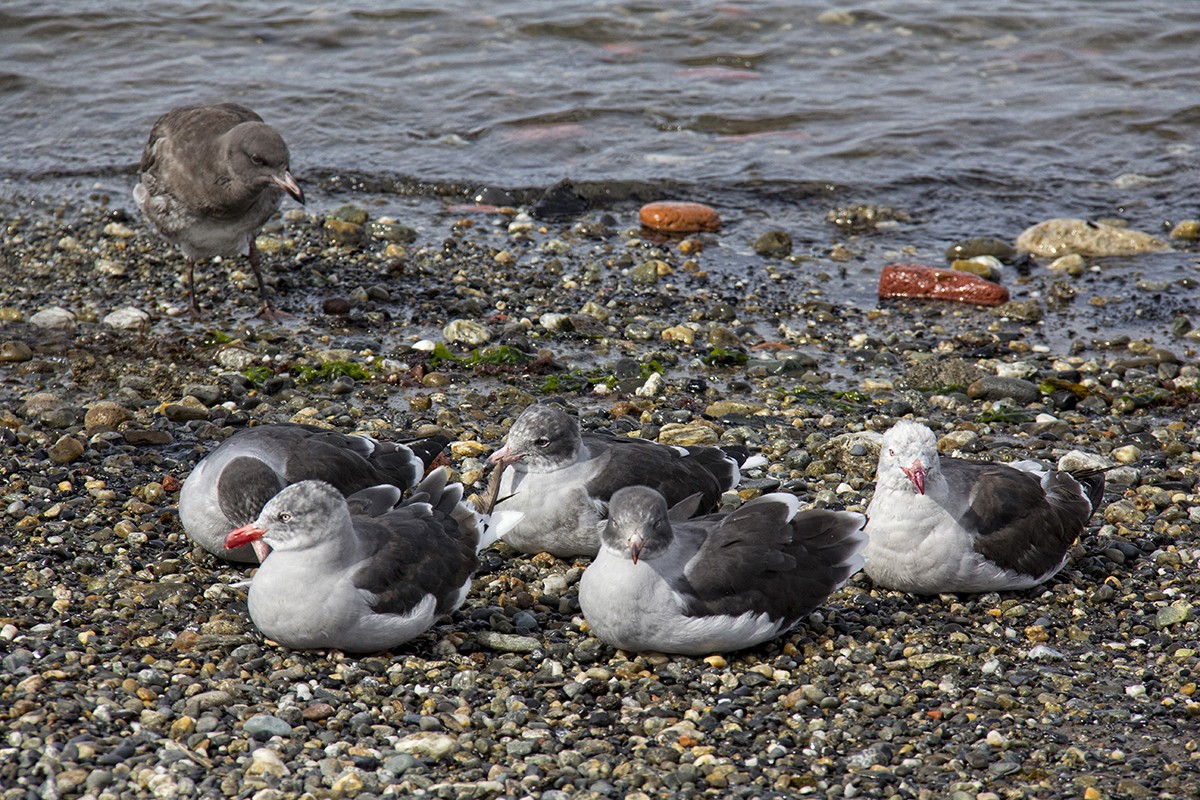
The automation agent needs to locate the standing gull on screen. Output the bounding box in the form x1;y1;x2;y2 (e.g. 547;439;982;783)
223;469;520;652
488;403;766;557
179;423;448;563
134;102;305;317
863;420;1108;593
578;486;866;655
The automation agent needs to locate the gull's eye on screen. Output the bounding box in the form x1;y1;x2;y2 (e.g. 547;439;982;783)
251;155;266;166
278;511;293;523
535;437;550;448
888;448;895;457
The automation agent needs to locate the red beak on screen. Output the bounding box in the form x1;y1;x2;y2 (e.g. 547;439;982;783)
901;462;926;495
225;524;272;562
225;523;266;550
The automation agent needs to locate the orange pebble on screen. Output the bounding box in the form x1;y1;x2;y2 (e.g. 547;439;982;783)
878;263;1009;306
639;201;722;233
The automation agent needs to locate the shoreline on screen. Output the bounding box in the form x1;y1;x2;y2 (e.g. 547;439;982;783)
2;200;1198;799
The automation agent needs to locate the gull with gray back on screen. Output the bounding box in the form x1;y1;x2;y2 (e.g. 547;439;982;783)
179;423;448;562
863;420;1108;593
223;469;520;652
488;404;766;558
579;486;867;655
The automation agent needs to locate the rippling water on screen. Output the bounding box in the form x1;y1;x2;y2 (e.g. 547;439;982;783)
3;1;1199;333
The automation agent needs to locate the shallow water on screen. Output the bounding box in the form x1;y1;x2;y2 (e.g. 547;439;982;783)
2;1;1198;342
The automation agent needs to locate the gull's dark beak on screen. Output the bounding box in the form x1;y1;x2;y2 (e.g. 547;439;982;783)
273;170;305;205
629;532;645;564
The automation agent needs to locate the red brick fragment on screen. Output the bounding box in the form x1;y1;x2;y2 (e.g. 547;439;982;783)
878;263;1009;306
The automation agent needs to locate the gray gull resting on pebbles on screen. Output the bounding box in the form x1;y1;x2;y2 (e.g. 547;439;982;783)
179;423;448;563
223;469;520;652
863;420;1108;594
133;102;305;317
488;403;766;558
578;486;866;655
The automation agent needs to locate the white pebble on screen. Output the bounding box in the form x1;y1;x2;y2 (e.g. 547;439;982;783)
1113;445;1142;464
216;347;257;370
542;574;569;595
635;371;663;398
29;306;76;329
995;361;1037;379
443;318;492;346
103;306;151;330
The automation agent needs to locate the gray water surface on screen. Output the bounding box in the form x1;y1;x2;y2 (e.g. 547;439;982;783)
3;2;1198;341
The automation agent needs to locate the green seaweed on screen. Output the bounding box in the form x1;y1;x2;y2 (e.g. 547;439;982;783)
703;347;749;366
294;360;371;384
791;387;872;412
639;359;664;378
540;369;617;396
203;330;234;346
240;366;274;386
429;343;532;369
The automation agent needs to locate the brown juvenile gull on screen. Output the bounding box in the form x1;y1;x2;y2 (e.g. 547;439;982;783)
133;102;305;317
179;423;448;563
487;403;766;558
578;486;866;655
223;469;521;652
863;420;1108;593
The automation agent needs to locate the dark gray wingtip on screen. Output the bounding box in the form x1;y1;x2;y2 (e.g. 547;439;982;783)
668;493;706;521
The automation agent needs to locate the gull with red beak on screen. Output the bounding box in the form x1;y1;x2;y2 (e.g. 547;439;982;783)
864;420;1109;593
222;469;520;652
487;403;765;558
134;102;306;318
578;486;866;655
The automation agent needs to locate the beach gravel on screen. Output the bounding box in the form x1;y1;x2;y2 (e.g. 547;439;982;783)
1;199;1198;799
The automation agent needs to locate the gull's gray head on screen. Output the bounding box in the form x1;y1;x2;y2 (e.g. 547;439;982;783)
489;404;581;473
878;420;939;495
224;480;346;554
602;486;674;564
224;121;305;204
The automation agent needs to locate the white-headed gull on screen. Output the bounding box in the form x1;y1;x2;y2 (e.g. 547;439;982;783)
578;486;866;655
863;420;1108;593
223;469;520;652
134;103;305;317
488;403;766;557
179;423;448;562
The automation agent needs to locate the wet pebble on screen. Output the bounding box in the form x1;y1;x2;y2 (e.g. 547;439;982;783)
444;319;492;345
753;229;793;258
102;306;151;329
967;376;1041;404
1016;217;1169;257
29;306;76;329
0;340;33;362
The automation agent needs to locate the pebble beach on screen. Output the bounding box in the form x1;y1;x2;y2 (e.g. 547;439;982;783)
2;194;1199;800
